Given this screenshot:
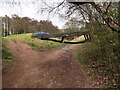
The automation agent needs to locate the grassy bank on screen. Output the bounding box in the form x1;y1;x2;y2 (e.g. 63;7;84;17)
7;33;66;51
24;37;66;51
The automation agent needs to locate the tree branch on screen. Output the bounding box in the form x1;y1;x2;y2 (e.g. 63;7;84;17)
104;2;111;14
49;0;65;13
91;2;120;32
68;1;120;32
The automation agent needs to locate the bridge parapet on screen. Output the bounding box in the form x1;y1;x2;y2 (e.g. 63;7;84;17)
32;31;91;43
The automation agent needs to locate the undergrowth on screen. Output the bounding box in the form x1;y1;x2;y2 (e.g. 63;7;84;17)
76;42;119;88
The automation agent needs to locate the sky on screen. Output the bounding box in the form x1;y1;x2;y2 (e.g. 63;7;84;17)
0;0;67;29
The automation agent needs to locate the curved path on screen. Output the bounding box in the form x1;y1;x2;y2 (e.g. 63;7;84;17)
2;39;96;88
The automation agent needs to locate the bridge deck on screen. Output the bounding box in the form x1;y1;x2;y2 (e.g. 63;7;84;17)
32;31;90;39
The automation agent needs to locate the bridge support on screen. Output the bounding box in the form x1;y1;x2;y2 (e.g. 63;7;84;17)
84;34;91;41
88;34;91;41
61;36;66;43
84;35;87;40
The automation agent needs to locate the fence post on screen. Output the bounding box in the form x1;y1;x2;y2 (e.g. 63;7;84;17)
0;17;2;90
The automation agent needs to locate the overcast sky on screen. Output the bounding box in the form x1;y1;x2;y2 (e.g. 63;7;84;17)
0;0;67;29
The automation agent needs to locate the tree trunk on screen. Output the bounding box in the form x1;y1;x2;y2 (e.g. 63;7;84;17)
91;2;120;32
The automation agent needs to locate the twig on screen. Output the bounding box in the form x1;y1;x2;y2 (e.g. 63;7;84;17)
104;2;112;14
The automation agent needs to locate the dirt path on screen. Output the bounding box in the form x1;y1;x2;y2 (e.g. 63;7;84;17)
2;39;96;88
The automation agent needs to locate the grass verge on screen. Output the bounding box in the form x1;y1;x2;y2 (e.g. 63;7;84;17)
2;38;15;71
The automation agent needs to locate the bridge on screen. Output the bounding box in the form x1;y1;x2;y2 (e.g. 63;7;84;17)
32;31;91;43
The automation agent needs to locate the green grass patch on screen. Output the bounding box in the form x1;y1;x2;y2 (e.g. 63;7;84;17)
76;44;91;63
24;37;66;51
7;33;32;39
72;35;85;42
2;38;13;59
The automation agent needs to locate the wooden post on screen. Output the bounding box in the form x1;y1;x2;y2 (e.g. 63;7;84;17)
84;35;87;40
89;34;91;40
6;15;8;37
3;18;5;37
87;34;91;41
86;34;89;40
0;17;2;89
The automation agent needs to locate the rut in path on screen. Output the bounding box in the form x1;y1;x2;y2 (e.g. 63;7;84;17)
2;39;96;88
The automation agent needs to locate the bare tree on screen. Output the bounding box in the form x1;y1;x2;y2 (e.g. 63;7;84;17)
42;1;120;32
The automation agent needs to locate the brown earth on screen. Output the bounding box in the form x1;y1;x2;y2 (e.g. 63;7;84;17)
2;39;97;88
